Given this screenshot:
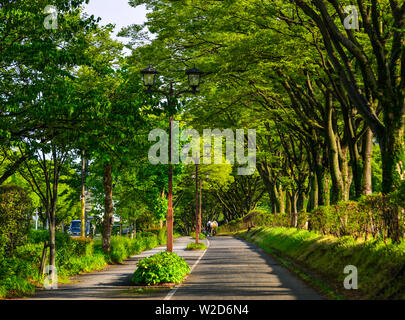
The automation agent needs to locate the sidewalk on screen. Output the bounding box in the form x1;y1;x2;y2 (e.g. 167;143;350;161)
26;236;208;300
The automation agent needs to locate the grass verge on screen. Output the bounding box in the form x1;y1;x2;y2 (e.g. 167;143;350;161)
235;227;405;300
186;242;207;251
0;229;173;299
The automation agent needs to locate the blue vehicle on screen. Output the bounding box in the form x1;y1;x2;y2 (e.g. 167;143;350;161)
69;220;90;237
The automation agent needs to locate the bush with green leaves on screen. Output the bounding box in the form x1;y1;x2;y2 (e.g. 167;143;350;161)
219;193;404;240
186;242;207;251
0;229;166;298
131;251;190;285
0;184;33;254
190;232;206;240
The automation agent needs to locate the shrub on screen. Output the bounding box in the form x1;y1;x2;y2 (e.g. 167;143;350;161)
131;251;190;285
145;235;159;249
157;228;167;245
0;184;33;254
0;232;164;299
0;276;36;298
71;237;94;257
189;232;206;240
109;236;129;263
28;229;49;243
219;192;405;240
61;253;106;276
186;242;207;250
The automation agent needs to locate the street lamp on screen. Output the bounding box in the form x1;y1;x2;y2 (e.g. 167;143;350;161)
186;67;203;94
141;65;203;252
141;65;158;91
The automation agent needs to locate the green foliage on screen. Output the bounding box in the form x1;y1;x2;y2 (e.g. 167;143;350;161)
145;228;167;245
310;195;404;240
236;227;405;299
219;194;405;240
186;242;207;251
109;236;132;263
0;184;33;254
131;251;190;285
71;237;94;257
189;232;206;240
0;230;164;298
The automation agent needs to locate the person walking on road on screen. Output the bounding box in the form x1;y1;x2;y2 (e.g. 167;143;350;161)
207;220;212;237
212;221;218;236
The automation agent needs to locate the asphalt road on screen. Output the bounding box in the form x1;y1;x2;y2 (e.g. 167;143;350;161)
169;236;323;300
25;236;322;300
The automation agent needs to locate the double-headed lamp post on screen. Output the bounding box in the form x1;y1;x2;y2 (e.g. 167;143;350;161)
141;65;203;252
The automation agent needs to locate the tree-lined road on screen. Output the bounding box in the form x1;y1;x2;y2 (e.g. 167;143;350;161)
169;237;322;300
26;236;322;300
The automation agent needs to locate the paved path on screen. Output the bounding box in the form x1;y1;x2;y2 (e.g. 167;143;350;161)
169;236;323;300
27;237;205;300
26;236;322;300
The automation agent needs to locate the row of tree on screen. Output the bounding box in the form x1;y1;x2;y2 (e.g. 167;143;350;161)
0;0;170;268
0;0;238;270
125;0;404;239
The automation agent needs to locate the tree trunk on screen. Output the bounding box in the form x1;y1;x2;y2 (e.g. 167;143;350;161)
133;217;137;239
380;115;404;242
326;98;344;204
362;128;373;195
315;148;328;206
290;192;298;228
323;174;331;206
310;173;318;211
278;185;285;214
286;191;292;215
339;143;351;201
102;163;114;252
48;207;56;270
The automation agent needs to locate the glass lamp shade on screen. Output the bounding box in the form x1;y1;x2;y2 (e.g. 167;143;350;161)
141;65;158;88
186;67;202;91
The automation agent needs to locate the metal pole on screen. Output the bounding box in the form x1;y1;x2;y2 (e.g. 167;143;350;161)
80;150;86;238
167;117;174;252
195;161;199;244
199;178;202;234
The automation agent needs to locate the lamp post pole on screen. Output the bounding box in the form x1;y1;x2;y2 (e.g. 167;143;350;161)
167;117;174;252
141;65;203;253
80;150;86;238
199;178;202;234
195;161;199;244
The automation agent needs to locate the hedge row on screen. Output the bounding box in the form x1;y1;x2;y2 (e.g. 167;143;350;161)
0;229;168;299
218;193;405;240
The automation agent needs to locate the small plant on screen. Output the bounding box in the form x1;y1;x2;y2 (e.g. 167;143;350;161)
131;251;190;285
190;232;206;240
186;242;207;251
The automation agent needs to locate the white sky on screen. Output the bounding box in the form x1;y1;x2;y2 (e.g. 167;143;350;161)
83;0;148;42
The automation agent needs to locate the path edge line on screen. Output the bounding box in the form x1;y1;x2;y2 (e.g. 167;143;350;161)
164;237;210;300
